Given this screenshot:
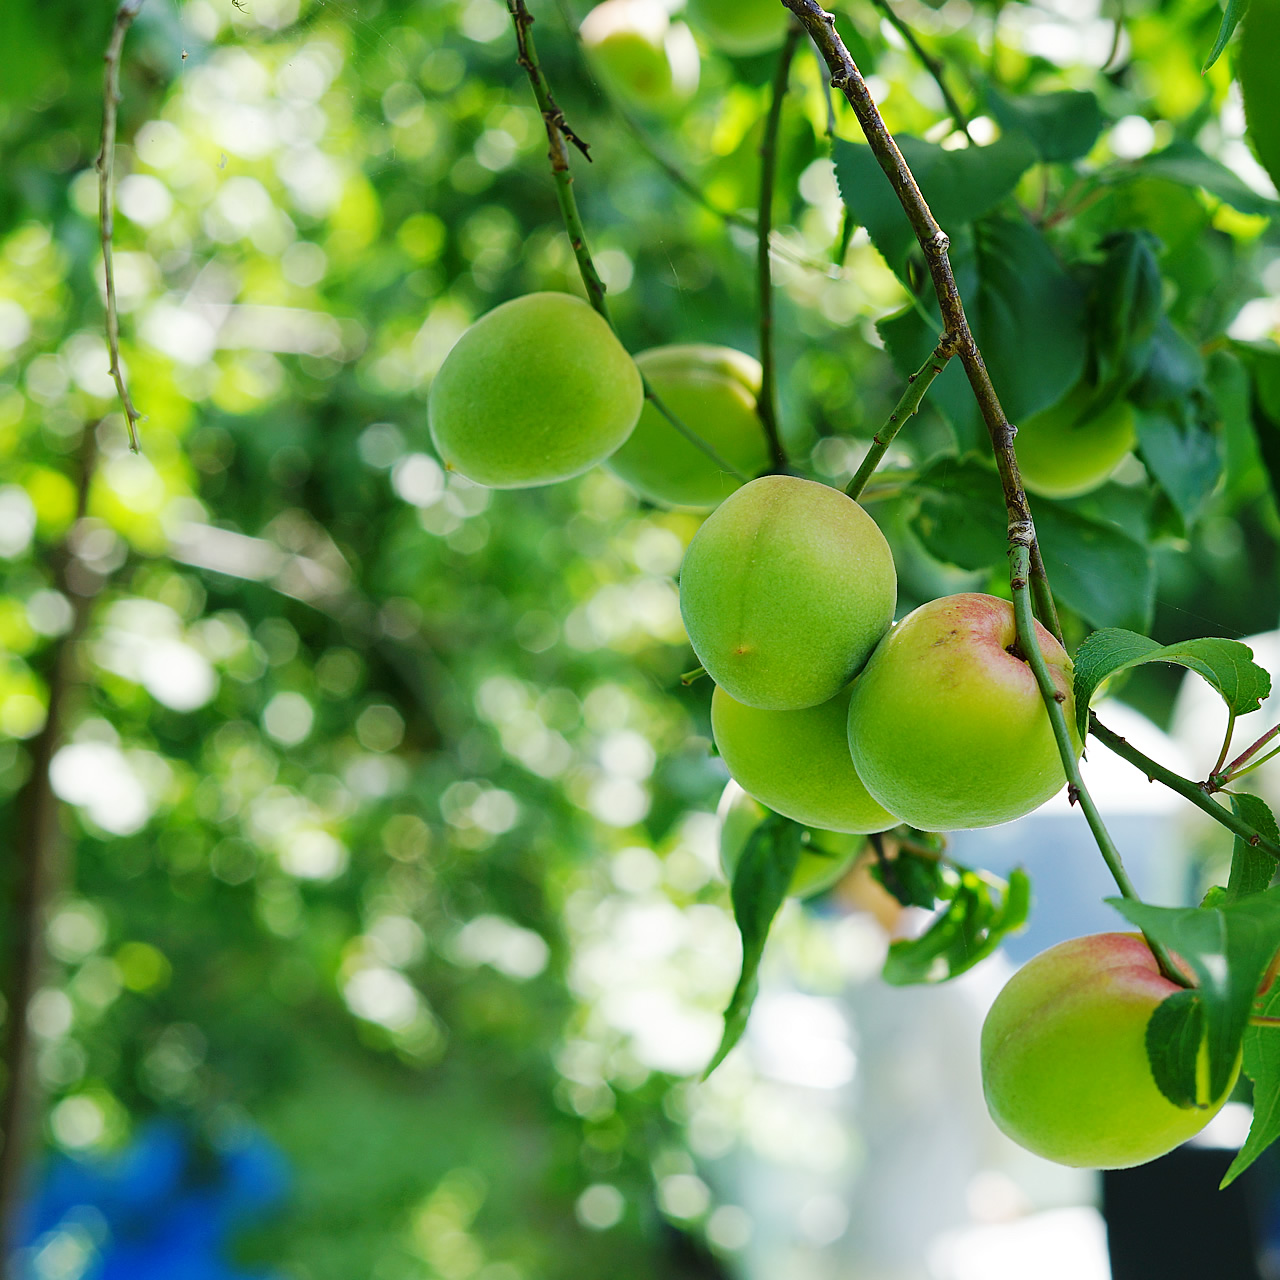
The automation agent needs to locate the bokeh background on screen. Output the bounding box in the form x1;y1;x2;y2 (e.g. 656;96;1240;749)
2;0;1280;1276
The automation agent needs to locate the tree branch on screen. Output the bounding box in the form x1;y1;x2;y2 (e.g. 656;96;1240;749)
1090;714;1280;862
870;0;972;139
97;0;146;454
508;0;748;482
757;24;803;474
0;430;99;1271
846;336;955;499
782;0;1063;643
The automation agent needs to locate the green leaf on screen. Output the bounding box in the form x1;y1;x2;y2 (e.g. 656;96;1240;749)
869;842;948;909
833;133;1038;276
1034;502;1154;633
1221;979;1280;1186
1146;989;1205;1108
1132;318;1206;408
705;814;805;1076
1203;0;1249;70
1110;886;1280;1100
987;88;1103;163
1237;343;1280;510
1137;138;1279;217
910;457;1008;571
879;215;1087;449
1072;629;1270;742
1090;232;1164;396
1226;793;1280;902
1240;0;1280;195
1134;406;1222;529
882;865;1031;985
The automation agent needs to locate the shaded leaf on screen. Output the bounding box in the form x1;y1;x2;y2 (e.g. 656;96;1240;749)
987;87;1103;163
1137;138;1278;217
1146;989;1205;1108
1090;231;1163;395
911;457;1008;571
1226;793;1280;902
1134;406;1221;529
1072;629;1270;742
1240;0;1280;194
1222;979;1280;1186
705;814;805;1075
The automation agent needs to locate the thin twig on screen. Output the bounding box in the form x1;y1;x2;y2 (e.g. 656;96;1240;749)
1090;714;1280;861
757;24;803;474
1008;544;1185;985
1214;720;1280;787
1218;742;1280;788
846;335;956;499
783;0;1062;643
507;0;746;479
0;430;99;1269
871;0;972;138
97;0;146;453
1210;711;1238;783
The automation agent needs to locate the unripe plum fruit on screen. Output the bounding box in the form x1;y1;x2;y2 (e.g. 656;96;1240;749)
1015;382;1136;499
981;932;1238;1169
717;782;864;899
605;344;770;510
428;293;643;489
712;684;898;834
679;475;897;710
686;0;792;56
847;592;1078;830
580;0;698;112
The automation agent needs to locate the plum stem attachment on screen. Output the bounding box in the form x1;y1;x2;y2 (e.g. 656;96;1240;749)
1090;714;1280;861
1008;542;1186;987
97;0;147;453
869;0;973;140
756;23;803;474
782;0;1062;643
846;335;957;500
681;666;707;686
508;0;747;479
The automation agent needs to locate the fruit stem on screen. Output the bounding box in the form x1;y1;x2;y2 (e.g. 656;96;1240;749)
756;24;803;474
508;1;749;480
1217;742;1280;788
869;0;973;140
1008;544;1188;987
1215;720;1280;788
97;0;147;454
680;665;708;685
783;0;1064;645
846;336;957;500
1090;714;1280;861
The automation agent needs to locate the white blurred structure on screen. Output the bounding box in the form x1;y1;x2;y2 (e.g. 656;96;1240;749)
723;700;1201;1280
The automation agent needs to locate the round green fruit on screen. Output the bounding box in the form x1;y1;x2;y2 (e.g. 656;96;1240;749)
686;0;791;56
428;293;643;489
580;0;698;112
1016;382;1136;499
717;782;863;899
679;475;897;711
712;684;898;834
981;932;1237;1169
847;592;1078;830
605;344;770;510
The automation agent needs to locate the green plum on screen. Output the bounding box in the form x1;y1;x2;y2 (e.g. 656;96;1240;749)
712;684;898;834
679;475;897;710
428;292;643;489
1015;382;1136;499
580;0;698;112
605;344;770;510
847;592;1079;830
981;932;1238;1169
686;0;791;55
717;782;864;899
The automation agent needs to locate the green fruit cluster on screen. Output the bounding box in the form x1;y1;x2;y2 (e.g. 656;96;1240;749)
428;295;1082;836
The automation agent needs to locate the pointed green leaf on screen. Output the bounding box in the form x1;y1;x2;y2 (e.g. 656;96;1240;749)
1073;629;1270;742
705;814;805;1076
1146;989;1205;1108
1240;0;1280;195
1221;979;1280;1186
1203;0;1249;70
987;87;1103;163
1226;793;1280;902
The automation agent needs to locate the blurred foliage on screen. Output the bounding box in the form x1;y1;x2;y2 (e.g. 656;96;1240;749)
0;0;1279;1275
